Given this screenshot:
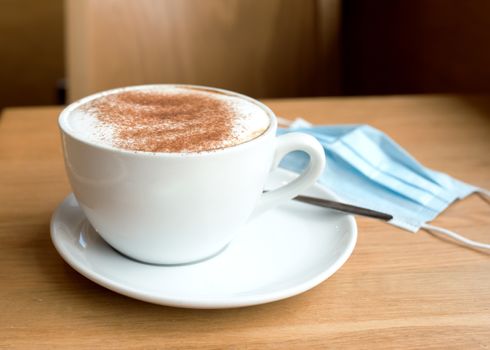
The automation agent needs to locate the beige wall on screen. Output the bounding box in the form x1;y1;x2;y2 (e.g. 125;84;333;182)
1;0;490;110
65;0;341;101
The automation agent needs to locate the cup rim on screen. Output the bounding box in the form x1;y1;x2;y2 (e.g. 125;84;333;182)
58;84;277;158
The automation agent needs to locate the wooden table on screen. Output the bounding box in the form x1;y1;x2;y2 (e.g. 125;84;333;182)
1;95;489;349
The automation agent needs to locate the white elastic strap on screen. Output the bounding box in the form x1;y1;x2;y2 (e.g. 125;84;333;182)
422;223;490;250
478;187;490;198
277;117;314;128
276;117;293;127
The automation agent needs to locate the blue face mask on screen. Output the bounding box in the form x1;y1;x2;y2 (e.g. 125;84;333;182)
277;119;489;249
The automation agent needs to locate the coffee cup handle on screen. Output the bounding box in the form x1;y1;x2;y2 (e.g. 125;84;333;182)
251;132;326;218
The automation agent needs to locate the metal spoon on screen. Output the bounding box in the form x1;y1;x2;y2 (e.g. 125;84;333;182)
293;194;393;221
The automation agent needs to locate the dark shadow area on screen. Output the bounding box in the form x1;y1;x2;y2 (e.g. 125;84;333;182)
0;0;64;110
342;0;490;95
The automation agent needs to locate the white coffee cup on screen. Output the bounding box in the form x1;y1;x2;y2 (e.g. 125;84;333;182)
59;85;325;264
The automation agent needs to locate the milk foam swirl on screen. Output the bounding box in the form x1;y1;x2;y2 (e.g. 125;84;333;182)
66;86;271;153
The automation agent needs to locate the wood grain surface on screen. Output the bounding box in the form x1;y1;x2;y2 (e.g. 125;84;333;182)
0;95;489;349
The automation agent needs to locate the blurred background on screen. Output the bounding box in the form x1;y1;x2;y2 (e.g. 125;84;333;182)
1;0;489;111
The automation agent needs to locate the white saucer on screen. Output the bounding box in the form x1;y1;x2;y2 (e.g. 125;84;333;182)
50;169;357;309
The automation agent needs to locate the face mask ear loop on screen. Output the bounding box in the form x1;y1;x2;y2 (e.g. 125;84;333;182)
276;117;293;128
477;188;490;199
422;223;490;250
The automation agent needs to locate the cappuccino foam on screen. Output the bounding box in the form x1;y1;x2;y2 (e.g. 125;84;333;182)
66;86;270;153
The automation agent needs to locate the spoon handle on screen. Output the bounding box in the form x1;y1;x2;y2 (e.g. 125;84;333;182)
293;194;393;221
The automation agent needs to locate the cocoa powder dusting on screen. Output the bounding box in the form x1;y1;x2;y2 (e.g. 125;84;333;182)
81;90;238;153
